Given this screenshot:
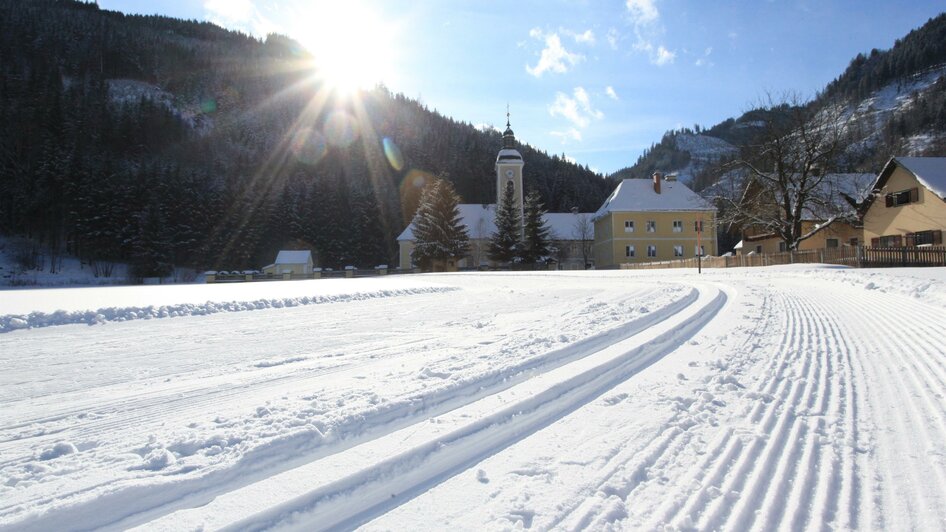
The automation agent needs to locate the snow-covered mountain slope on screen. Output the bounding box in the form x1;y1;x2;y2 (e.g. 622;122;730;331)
670;133;737;185
1;267;945;530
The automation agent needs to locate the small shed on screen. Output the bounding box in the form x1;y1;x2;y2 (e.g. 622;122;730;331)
262;250;314;276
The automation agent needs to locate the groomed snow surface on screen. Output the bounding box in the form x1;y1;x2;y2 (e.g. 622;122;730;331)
1;267;945;531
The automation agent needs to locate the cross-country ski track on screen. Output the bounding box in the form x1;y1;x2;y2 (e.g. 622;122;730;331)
1;267;945;531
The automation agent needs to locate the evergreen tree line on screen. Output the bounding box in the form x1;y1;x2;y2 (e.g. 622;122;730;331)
822;13;946;103
0;0;610;276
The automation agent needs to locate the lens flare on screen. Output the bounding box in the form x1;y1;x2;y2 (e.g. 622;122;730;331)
200;98;217;114
289;127;328;165
324;110;359;148
383;137;404;171
402;169;431;191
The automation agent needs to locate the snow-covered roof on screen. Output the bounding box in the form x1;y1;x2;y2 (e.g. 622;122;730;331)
544;212;594;240
893;157;946;200
274;250;312;264
398;205;594;242
594;179;714;219
496;148;523;163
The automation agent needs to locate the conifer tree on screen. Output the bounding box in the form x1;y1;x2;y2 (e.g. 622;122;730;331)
488;181;522;265
411;179;470;271
520;189;551;266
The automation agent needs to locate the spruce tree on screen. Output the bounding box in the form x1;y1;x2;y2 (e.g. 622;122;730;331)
411;179;470;271
488;181;522;265
520;189;551;266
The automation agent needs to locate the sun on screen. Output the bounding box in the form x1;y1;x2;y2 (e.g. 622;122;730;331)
293;2;398;95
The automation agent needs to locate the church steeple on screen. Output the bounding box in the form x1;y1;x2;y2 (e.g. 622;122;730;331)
503;105;517;149
496;107;524;224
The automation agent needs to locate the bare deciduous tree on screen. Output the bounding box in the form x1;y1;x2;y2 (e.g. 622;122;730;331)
572;212;594;268
719;94;858;250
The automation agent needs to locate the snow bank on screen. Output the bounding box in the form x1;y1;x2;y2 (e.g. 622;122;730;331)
0;286;457;334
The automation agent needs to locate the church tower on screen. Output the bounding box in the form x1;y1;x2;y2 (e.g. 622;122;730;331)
495;109;524;222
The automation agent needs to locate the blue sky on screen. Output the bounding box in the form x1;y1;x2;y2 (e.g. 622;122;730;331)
98;0;944;175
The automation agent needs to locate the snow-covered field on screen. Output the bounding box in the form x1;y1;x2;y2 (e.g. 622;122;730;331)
1;266;945;531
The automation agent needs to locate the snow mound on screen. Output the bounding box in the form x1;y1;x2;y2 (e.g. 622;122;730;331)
38;442;78;461
0;286;458;334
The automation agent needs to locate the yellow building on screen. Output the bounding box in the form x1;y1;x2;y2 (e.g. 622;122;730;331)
593;173;717;268
740;221;863;254
862;156;946;247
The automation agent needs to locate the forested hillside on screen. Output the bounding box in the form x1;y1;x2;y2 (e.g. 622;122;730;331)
0;0;609;275
610;12;946;194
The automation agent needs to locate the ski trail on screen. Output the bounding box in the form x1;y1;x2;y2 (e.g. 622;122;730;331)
3;286;698;531
836;290;946;530
625;280;860;532
134;286;726;531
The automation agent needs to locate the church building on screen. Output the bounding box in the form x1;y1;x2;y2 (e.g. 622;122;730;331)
397;116;596;270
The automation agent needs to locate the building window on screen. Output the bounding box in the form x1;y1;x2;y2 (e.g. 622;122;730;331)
625;245;635;258
647;245;657;257
908;230;943;246
885;188;918;207
646;220;656;233
696;245;706;257
672;220;683;233
694;220;703;232
673;245;683;257
849;238;859;246
624;220;635;233
826;238;839;248
779;241;787;252
756;245;763;253
877;235;902;247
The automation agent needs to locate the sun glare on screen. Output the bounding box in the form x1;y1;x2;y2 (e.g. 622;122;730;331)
294;2;398;96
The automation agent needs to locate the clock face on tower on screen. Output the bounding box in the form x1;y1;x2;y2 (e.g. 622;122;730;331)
505;169;514;178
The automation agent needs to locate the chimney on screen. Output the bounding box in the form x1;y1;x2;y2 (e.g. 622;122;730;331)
653;172;662;194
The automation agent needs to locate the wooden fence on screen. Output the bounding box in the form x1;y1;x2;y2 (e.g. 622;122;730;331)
620;246;946;270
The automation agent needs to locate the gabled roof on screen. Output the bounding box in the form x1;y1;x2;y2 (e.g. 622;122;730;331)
875;157;946;201
274;250;312;264
397;205;595;242
594;179;714;219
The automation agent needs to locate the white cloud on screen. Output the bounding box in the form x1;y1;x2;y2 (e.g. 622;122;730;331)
654;45;675;65
549;86;603;136
564;154;578;164
607;28;620;50
550;129;583;142
572;29;595;45
626;0;659;25
526;30;584;77
623;0;675;66
605;86;619;100
695;47;713;67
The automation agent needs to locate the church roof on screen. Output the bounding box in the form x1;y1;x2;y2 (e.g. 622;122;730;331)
594;179;714;219
397;205;594;241
496;148;523;162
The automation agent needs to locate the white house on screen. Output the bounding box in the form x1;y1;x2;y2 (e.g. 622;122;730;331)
262;250;314;276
